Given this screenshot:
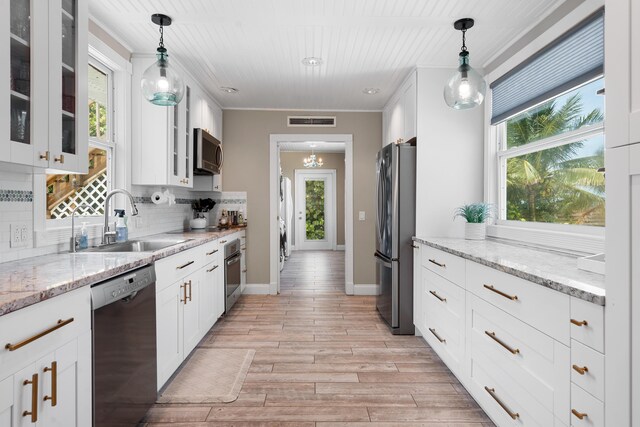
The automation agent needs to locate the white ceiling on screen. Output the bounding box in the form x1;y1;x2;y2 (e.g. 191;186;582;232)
89;0;567;110
279;141;345;153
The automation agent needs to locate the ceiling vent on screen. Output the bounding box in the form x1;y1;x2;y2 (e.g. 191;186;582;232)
287;116;337;127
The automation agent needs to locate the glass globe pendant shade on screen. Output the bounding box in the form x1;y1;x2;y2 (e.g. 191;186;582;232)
141;48;185;106
444;51;487;110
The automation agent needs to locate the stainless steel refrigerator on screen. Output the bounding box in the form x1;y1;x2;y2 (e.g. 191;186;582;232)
375;140;416;335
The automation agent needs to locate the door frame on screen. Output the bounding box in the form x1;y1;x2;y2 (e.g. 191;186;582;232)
294;169;337;251
269;134;354;295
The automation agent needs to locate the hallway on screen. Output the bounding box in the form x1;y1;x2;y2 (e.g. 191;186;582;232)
144;250;493;425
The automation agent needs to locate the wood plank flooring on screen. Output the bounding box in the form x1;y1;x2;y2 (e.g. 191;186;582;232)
143;250;494;426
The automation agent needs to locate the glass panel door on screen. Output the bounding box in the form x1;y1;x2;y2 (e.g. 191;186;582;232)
305;179;326;241
10;0;31;146
185;86;190;182
61;0;76;155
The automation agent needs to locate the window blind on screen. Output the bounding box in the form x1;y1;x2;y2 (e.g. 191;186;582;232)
490;9;604;125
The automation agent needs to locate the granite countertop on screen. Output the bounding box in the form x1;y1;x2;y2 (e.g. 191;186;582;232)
0;227;246;317
413;236;605;305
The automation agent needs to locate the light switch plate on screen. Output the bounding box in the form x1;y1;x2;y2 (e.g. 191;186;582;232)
10;223;29;248
359;211;366;221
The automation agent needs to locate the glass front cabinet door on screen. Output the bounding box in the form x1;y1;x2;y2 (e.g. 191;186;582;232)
1;0;87;172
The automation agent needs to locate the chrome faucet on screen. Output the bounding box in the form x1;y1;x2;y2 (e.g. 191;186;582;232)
102;189;139;245
70;204;97;252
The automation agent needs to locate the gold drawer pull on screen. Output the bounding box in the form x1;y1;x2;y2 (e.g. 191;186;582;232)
220;240;227;244
572;409;588;420
429;328;446;343
483;284;518;301
206;249;218;256
39;151;49;161
44;361;57;406
428;258;445;268
23;373;38;422
242;269;248;273
207;265;219;272
485;386;519;420
176;260;195;270
429;290;446;302
571;319;588;327
54;154;64;164
187;280;192;302
572;364;589;375
180;283;187;304
485;331;520;354
6;318;74;351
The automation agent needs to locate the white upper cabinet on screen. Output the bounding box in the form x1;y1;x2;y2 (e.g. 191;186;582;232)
606;0;639;147
0;0;88;173
383;70;416;146
192;95;223;192
131;55;193;188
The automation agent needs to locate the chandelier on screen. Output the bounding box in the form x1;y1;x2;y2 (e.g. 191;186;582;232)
303;149;323;168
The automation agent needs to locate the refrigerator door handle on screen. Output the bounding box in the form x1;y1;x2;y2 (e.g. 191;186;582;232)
374;252;392;268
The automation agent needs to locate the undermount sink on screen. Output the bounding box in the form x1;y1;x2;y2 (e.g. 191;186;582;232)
85;239;192;253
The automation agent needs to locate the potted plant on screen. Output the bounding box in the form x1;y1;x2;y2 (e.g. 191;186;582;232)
454;203;492;240
190;198;216;229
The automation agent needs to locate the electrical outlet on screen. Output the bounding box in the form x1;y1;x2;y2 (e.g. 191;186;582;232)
10;223;28;248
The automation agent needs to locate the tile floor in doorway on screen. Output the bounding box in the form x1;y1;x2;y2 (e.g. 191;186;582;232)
143;250;494;426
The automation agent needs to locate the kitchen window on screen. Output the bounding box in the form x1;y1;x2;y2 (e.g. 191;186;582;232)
486;9;604;253
45;61;114;219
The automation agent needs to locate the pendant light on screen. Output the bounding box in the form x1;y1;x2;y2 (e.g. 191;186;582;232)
443;18;487;110
141;14;185;106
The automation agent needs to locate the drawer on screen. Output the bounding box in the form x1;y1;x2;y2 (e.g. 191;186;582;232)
423;268;464;324
571;383;603;427
155;245;203;291
571;340;604;401
0;287;91;378
468;352;555;427
570;297;604;353
467;294;570;424
466;261;570;344
422;246;465;285
201;240;221;262
422;315;463;378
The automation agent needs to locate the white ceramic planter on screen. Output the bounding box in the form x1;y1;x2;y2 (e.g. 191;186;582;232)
465;222;486;240
189;217;207;229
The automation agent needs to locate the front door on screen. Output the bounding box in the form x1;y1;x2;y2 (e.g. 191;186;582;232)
295;170;336;251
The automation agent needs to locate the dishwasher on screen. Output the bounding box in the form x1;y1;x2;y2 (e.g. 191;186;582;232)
91;265;157;426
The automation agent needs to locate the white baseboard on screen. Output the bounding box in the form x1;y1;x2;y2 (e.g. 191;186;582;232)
242;284;271;295
353;284;378;296
336;245;345;250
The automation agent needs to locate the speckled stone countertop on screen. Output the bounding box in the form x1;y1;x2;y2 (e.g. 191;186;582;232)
0;227;246;317
413;237;605;305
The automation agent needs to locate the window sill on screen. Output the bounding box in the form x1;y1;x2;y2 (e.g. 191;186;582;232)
487;223;604;255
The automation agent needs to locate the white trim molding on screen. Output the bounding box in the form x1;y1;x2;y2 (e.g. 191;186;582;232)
243;284;272;295
353;284;378;296
336;244;345;250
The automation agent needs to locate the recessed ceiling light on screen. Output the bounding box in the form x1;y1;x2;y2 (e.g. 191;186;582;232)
220;87;239;93
301;57;323;67
363;88;380;95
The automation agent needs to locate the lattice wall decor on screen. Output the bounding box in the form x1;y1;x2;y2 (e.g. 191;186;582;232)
50;172;107;219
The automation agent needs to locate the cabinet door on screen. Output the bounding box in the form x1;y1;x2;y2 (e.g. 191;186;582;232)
47;0;88;173
631;0;640;144
1;0;48;167
0;375;15;426
412;243;422;336
200;263;220;331
167;100;183;187
156;282;183;390
631;145;640;425
12;363;38;427
182;274;201;356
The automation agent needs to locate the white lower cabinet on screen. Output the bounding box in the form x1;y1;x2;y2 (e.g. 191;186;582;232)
0;288;91;427
413;243;605;427
156;280;184;390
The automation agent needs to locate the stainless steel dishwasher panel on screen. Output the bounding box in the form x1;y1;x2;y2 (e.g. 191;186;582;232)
92;265;157;427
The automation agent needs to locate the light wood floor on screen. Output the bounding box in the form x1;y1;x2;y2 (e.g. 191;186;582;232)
143;250;494;426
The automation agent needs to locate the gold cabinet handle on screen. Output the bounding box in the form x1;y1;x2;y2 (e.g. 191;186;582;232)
242;269;247;273
54;154;64;164
6;318;74;351
429;290;446;302
220;240;227;244
187;280;192;302
180;283;187;304
207;265;219;272
428;328;446;343
23;373;38;422
483;284;518;301
39;151;49;161
572;364;589;375
206;249;218;256
571;319;589;327
428;258;445;268
572;409;588;420
485;331;520;354
176;260;194;270
44;361;57;406
485;386;519;420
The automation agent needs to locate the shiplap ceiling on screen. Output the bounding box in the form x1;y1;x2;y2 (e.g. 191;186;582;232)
279;141;345;153
89;0;567;110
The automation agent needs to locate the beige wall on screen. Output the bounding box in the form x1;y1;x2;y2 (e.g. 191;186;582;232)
223;110;382;286
89;20;131;60
280;152;345;246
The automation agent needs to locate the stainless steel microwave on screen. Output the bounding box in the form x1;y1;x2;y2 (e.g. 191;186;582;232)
194;128;223;175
